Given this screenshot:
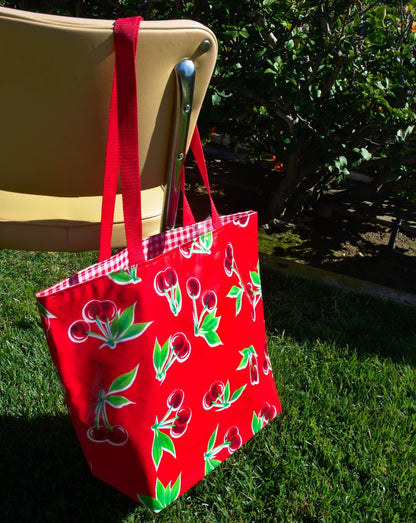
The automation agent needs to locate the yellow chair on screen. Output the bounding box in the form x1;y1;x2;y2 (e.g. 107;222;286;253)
0;7;217;251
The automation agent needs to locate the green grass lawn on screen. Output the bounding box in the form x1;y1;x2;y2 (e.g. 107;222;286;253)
1;249;415;522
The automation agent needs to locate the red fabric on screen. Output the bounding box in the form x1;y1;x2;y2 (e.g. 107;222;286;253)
181;164;196;228
99;17;144;265
36;16;281;513
98;70;119;262
113;17;143;265
190;126;221;228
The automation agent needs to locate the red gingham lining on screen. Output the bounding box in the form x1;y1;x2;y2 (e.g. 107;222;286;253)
36;211;254;298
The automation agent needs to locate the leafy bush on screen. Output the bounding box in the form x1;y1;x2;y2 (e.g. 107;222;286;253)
180;0;416;217
3;0;415;217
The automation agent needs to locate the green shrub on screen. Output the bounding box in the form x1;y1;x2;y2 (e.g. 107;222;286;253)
183;0;416;217
3;0;415;217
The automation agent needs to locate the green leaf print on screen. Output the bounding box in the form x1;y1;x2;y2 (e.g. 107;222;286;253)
205;457;221;475
105;395;134;408
201;310;221;333
250;266;261;287
170;474;181;501
223;381;230;404
108;267;141;285
88;364;139;440
227;285;242;298
175;284;182;315
122;322;152;341
138;495;163;512
230;384;246;403
108;365;139;394
252;411;263;435
110;314;120;336
153;339;169;375
152;427;176;469
152;436;163;469
137;475;181;513
200;232;213;252
118;304;134;334
203;330;222;347
237;346;257;370
108;271;134;284
235;293;243;316
207;426;218;453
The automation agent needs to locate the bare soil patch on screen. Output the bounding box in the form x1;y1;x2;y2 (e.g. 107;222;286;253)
186;157;416;295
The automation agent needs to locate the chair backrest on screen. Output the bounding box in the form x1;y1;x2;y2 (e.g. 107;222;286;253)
0;7;217;251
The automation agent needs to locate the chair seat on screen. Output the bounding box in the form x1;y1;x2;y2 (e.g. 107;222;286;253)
0;186;163;251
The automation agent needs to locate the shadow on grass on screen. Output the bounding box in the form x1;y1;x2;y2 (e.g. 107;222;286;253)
261;267;416;367
0;415;137;523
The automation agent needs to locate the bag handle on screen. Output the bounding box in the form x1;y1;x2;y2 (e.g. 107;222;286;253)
189;126;221;227
114;16;144;265
98;16;143;265
99;16;220;263
98;58;120;262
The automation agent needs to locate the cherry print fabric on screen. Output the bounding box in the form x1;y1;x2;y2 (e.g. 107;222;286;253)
36;16;281;513
37;210;281;511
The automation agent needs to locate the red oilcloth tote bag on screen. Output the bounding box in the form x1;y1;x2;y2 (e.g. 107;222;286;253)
36;17;281;513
